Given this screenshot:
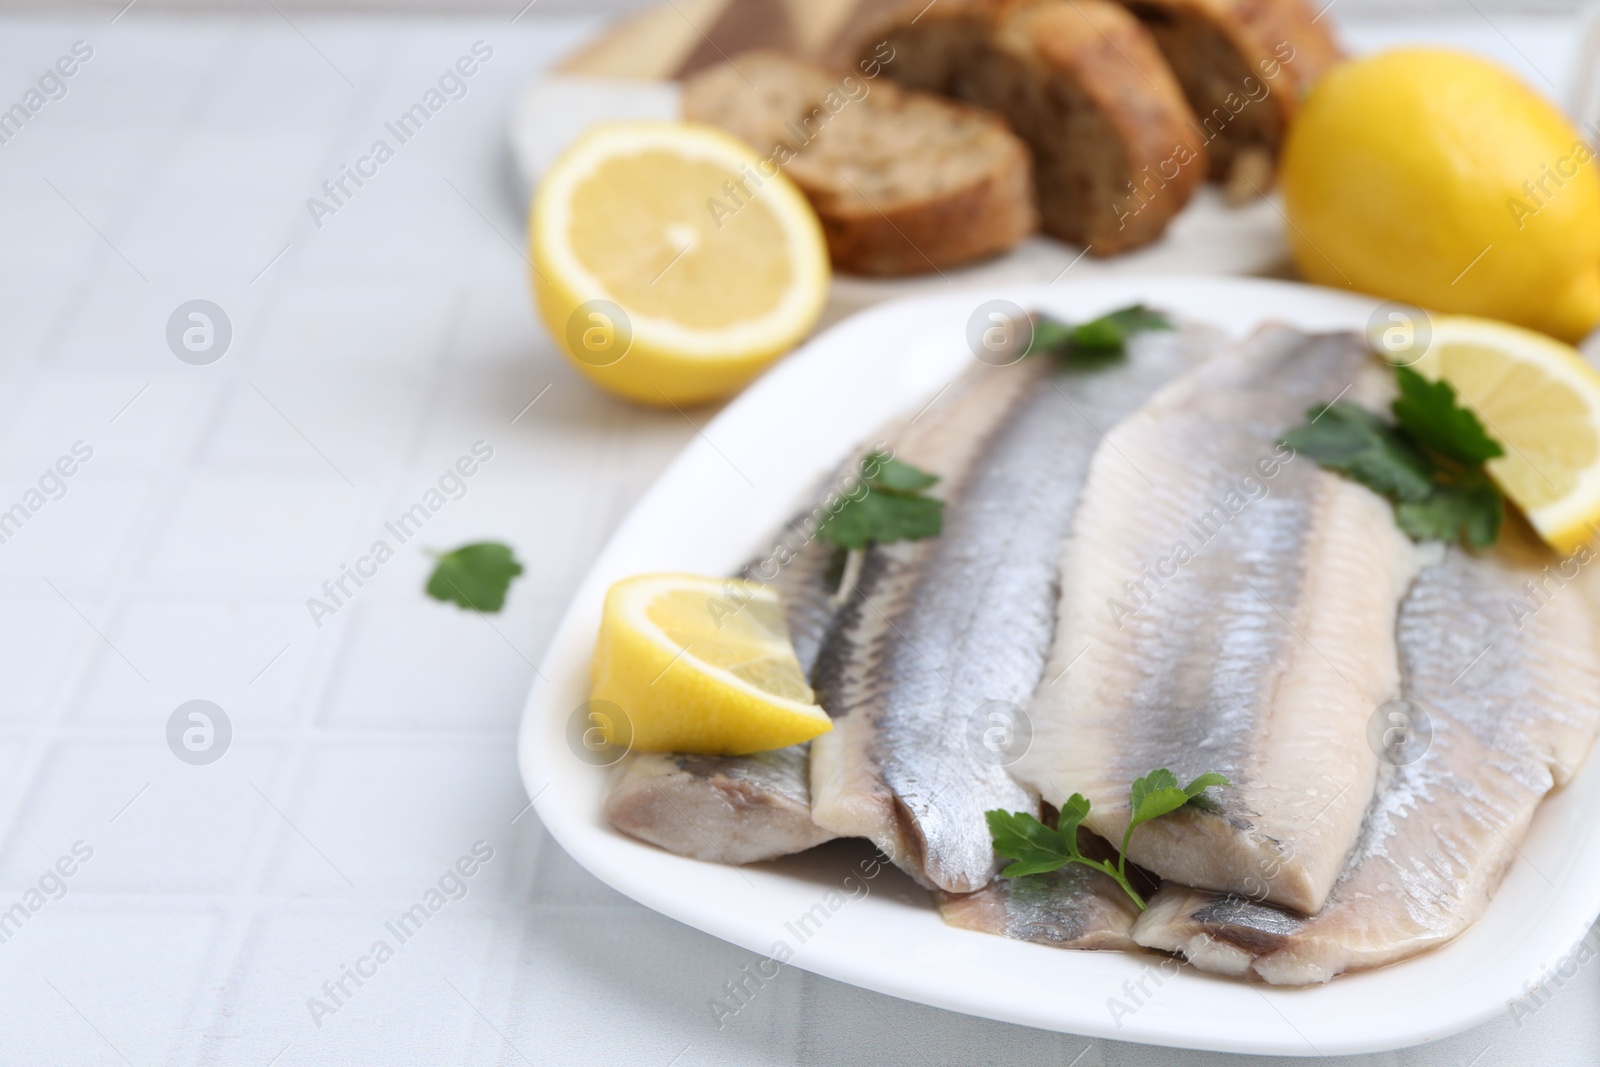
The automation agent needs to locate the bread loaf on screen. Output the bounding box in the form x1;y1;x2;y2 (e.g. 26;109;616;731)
860;0;1206;255
1116;0;1342;187
683;50;1038;275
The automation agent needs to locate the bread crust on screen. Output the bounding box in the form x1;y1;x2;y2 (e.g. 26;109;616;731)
677;0;800;78
862;0;1207;255
813;124;1037;275
1117;0;1343;179
683;51;1038;276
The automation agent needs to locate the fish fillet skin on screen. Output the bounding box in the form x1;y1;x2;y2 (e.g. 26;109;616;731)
811;326;1217;893
939;864;1142;950
938;827;1149;949
604;358;1049;864
1133;535;1600;984
604;746;836;864
604;525;845;864
1018;326;1423;914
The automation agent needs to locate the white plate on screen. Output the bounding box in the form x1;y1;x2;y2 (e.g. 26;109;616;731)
516;277;1600;1056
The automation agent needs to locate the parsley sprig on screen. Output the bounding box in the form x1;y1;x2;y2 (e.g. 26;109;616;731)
985;768;1228;911
816;305;1169;551
1031;304;1173;362
426;541;524;612
1281;366;1506;548
818;451;944;549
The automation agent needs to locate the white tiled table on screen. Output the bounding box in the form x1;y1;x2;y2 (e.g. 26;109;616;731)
1;9;1598;1065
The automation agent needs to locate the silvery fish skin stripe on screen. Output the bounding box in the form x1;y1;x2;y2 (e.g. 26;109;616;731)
1132;535;1600;984
605;357;1049;864
938;824;1150;950
603;744;837;865
938;861;1143;950
603;493;854;865
1019;326;1424;914
810;324;1218;894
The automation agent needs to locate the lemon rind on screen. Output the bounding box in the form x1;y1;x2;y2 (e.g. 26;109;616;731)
532;121;829;360
1419;316;1600;549
612;573;830;722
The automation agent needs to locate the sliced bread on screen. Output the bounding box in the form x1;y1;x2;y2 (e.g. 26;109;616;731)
858;0;1206;255
1115;0;1343;186
682;50;1037;276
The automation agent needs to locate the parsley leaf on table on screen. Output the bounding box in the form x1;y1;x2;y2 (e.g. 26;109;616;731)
818;451;944;550
425;541;524;612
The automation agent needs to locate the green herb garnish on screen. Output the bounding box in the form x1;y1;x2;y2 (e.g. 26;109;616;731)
425;541;524;612
819;306;1164;551
1031;304;1173;361
985;768;1228;910
1281;366;1506;548
818;451;943;549
1391;367;1504;466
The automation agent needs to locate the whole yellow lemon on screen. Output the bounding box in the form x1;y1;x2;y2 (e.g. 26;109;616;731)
1281;49;1600;342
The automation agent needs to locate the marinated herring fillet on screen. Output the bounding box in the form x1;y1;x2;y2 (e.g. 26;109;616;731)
605;357;1048;863
603;516;844;865
810;324;1217;894
939;862;1142;950
1132;536;1600;983
938;822;1151;949
1017;326;1423;914
604;745;837;864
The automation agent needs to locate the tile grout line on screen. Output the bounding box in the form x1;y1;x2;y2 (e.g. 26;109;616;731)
162;30;428;1066
0;26;294;1067
1;18;613;1066
0;22;275;857
184;280;479;1061
0;20;268;773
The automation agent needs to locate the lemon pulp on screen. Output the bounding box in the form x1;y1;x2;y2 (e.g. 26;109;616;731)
590;574;830;756
1413;316;1600;551
531;122;830;406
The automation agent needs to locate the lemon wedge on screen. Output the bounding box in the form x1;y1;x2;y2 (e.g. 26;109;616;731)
531;122;830;407
589;573;832;755
1411;315;1600;552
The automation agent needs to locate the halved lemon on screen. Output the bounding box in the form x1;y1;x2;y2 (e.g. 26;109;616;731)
589;573;831;755
1411;315;1600;552
531;122;830;407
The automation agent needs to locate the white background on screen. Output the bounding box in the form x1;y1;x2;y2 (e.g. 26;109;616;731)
0;5;1596;1065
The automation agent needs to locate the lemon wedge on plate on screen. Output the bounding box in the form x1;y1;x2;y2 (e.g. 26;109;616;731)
1411;315;1600;552
531;121;830;407
589;573;832;755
